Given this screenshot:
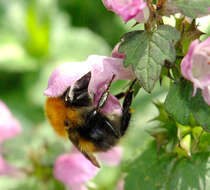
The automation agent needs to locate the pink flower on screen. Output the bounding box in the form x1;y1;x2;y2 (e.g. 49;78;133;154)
0;101;21;143
112;43;126;59
0;100;22;176
0;156;20;176
54;146;123;189
44;55;134;114
102;0;148;23
54;152;99;189
98;146;123;166
181;37;210;105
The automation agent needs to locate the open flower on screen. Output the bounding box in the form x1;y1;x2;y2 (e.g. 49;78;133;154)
54;146;123;190
102;0;148;23
181;37;210;105
54;152;99;190
0;101;21;143
0;100;22;176
44;55;134;114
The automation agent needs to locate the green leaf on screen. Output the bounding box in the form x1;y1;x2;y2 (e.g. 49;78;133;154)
164;79;210;132
125;142;210;190
125;142;171;190
119;25;180;93
190;92;210;132
165;153;210;190
172;0;210;18
164;79;192;125
24;2;50;59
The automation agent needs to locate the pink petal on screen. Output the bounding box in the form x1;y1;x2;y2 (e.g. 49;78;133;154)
87;55;135;94
181;40;199;81
192;86;198;96
98;146;123;166
94;91;122;115
44;62;92;97
54;153;99;186
181;37;210;104
102;0;146;22
0;155;20;177
0;101;21;143
134;5;150;23
202;87;210;106
112;43;126;59
195;37;210;51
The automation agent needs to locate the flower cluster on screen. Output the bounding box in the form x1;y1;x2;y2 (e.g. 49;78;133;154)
181;37;210;105
0;100;21;176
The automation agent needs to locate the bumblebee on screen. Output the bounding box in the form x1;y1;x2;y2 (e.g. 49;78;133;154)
45;72;135;167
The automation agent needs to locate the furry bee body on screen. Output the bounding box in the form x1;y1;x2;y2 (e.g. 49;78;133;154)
45;72;135;167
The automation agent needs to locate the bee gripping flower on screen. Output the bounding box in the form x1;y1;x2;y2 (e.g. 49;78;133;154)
102;0;148;23
181;37;210;106
44;55;135;114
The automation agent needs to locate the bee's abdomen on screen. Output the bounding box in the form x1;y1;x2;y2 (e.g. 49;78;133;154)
78;111;119;151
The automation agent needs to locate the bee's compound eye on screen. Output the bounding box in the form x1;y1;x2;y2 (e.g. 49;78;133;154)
64;118;70;128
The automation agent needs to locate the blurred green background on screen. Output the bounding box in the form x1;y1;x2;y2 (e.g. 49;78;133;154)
0;1;209;190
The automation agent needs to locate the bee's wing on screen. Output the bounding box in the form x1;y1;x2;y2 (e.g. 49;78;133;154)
68;132;100;168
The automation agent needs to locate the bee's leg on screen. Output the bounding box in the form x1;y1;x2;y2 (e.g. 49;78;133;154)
96;74;115;110
114;80;137;100
115;92;125;100
94;74;121;138
120;79;136;136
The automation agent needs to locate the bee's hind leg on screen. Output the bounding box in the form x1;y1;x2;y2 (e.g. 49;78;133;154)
120;80;136;136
